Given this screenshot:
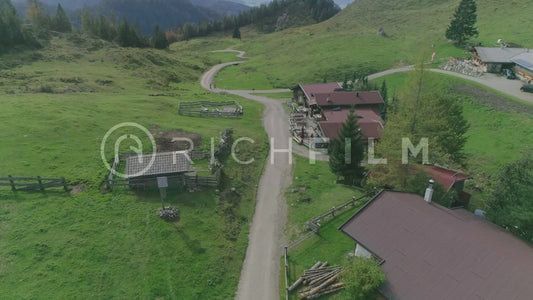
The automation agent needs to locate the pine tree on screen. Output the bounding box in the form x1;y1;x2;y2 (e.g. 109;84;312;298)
328;108;366;186
445;0;478;45
116;20;131;47
53;4;71;33
26;0;51;39
151;25;168;49
232;26;241;39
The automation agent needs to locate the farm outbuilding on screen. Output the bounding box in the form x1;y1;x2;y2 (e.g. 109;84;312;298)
125;151;191;179
472;46;529;73
511;51;533;82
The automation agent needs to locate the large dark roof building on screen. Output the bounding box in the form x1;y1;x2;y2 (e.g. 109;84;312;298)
340;190;533;300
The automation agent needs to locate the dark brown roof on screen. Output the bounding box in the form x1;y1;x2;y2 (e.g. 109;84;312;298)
340;191;533;300
319;108;383;140
423;165;471;191
315;91;384;107
125;151;191;179
299;82;342;104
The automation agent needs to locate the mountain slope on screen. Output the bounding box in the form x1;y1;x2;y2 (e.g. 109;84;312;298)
224;0;533;87
193;0;251;16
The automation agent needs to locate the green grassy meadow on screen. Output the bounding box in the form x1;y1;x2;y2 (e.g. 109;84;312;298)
215;0;533;88
0;35;268;299
284;156;365;240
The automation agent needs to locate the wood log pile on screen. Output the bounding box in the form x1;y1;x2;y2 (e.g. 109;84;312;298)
288;261;344;299
158;206;180;221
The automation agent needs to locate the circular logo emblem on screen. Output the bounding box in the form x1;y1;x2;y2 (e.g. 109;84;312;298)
100;122;157;178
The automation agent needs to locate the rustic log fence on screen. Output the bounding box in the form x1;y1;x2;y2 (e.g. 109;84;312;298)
307;194;369;234
0;175;68;192
178;101;243;117
283;193;372;299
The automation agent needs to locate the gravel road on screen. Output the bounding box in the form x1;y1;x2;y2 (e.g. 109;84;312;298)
202;49;294;300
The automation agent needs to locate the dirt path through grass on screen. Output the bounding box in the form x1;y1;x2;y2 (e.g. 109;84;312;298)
202;49;295;300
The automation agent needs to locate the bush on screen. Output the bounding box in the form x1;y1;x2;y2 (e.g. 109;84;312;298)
342;257;386;300
39;85;54;93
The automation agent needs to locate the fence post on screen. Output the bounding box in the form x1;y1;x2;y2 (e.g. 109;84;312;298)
332;206;335;217
61;177;68;192
8;175;16;191
37;176;44;191
284;246;289;300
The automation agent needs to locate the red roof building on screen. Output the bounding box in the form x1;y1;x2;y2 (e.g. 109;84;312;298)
319;108;384;140
314;91;384;107
298;82;342;105
423;165;471;191
340;190;533;300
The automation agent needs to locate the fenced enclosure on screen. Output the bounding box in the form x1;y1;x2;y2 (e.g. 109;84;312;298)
0;175;68;192
178;101;243;117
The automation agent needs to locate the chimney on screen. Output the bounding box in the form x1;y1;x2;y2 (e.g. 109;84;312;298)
356;92;359;97
424;179;434;203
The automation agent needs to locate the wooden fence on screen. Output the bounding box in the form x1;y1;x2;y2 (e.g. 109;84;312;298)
183;169;221;188
284;246;290;300
307;194;369;234
107;169;221;190
0;175;68;192
178;101;243;117
282;193;372;299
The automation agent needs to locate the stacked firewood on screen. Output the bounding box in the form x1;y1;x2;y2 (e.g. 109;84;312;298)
288;261;344;299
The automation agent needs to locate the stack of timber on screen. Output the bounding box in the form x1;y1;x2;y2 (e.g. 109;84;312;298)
288;261;344;299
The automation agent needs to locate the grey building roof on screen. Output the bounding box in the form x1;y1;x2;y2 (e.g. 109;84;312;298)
339;190;533;300
474;47;528;63
125;151;191;179
511;51;533;71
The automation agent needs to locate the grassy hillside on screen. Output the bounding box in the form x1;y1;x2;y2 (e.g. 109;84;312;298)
215;0;533;88
0;34;267;299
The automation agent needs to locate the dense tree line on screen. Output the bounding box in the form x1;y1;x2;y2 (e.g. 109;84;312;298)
0;0;40;52
81;9;168;49
167;0;340;42
1;0;168;53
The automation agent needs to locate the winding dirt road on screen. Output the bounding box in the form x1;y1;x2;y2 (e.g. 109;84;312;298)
200;49;533;300
202;49;295;300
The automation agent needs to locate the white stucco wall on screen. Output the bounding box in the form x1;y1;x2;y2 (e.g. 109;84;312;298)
355;243;372;258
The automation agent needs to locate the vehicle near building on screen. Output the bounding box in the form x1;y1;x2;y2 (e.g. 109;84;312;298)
520;84;533;93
